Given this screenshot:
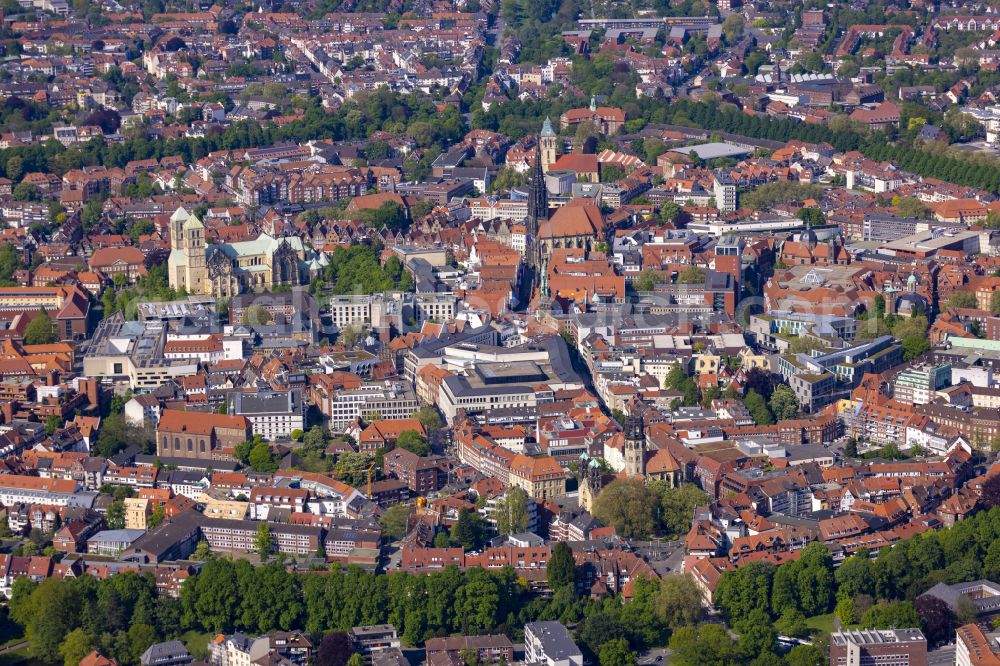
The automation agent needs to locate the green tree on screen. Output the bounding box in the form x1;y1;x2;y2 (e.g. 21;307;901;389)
5;155;23;182
835;596;857;625
24;309;57;344
12;182;41;202
835;551;874;599
598;638;636;666
548;541;576;591
894;197;931;219
396;430;430;456
787;336;827;355
59;628;91;666
493;486;530;536
774;607;808;637
634;269;665;292
902;336;930;362
0;244;24;284
451;508;486;550
579;612;626;659
785;645;825;666
658;200;681;224
946;291;977;309
743;390;774;425
45;414;62;436
256;522;272;559
654;574;703;631
658;484;709;539
149;505;166;529
860;600;920;629
721;13;744;42
600;164;627;183
737;607;777;658
23;579;79;663
489;165;528;192
677;266;706;285
795;542;835;616
740;181;823;211
592;479;658;539
668;624;741;666
248;442;279;472
795;207;825;226
337;323;368;348
81;200;103;230
768;385;799;421
302;426;329;453
105;501;125;529
127;623;159;664
992;291;1000;316
181;558;239;632
241;305;273;326
379;503;414;541
715;561;775;628
412;406;443;433
191;540;213;561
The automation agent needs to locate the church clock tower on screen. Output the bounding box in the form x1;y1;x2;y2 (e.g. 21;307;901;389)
539;117;558;172
623;414;646;478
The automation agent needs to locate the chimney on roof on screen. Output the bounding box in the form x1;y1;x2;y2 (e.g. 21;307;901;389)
79;377;100;411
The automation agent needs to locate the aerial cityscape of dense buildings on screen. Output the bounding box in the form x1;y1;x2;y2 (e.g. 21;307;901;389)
6;0;1000;664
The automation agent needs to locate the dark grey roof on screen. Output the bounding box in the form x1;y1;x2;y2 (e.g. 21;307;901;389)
141;641;192;666
134;455;241;473
232;390;300;416
525;622;582;660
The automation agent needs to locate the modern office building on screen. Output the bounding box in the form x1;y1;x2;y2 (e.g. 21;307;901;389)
829;629;926;666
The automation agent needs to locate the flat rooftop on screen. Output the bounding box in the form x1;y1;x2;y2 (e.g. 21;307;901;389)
669;142;750;160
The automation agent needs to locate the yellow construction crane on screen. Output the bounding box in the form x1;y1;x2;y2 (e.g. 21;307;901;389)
335;457;377;497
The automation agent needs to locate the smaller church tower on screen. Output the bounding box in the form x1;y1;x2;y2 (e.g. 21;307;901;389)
579;457;603;513
539;117;558;172
623;413;646;478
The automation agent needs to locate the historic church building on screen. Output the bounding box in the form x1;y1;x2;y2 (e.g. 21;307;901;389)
168;207;323;297
579;414;682;512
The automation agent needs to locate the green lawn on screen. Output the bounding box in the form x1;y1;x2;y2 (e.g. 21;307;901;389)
804;613;836;635
805;612;857;635
180;630;214;661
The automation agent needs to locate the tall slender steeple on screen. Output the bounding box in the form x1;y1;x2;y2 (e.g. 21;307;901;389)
528;141;548;227
527;133;549;299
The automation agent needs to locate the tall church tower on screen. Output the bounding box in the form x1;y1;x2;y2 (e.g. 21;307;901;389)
623;414;646;478
168;207;209;295
539;117;558;172
526;133;549;299
183;213;207;294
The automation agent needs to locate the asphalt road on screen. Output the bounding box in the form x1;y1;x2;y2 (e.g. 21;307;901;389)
639;647;671;666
